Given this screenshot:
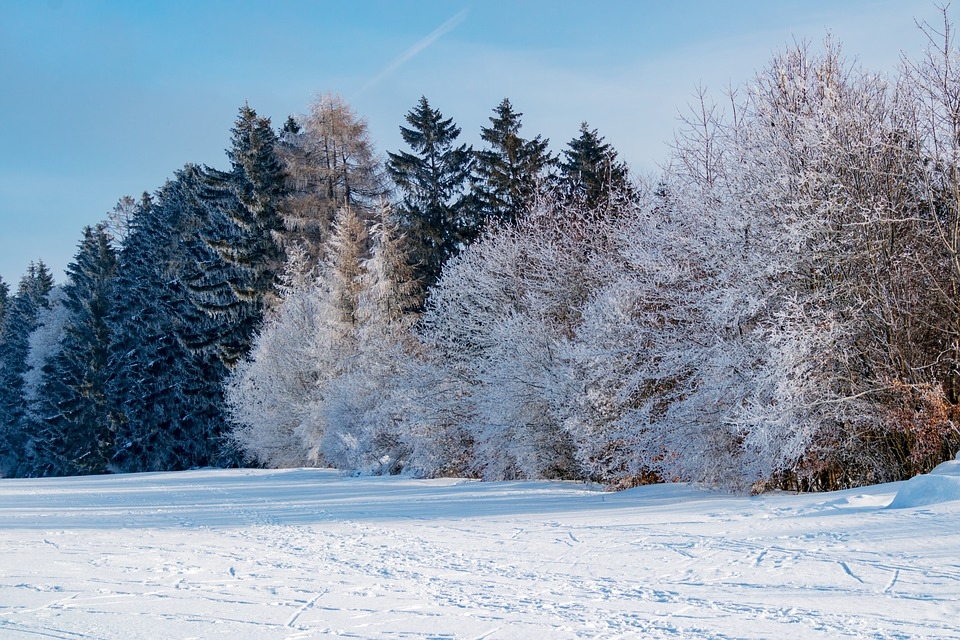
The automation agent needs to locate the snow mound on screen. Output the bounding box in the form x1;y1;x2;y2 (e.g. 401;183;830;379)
886;459;960;509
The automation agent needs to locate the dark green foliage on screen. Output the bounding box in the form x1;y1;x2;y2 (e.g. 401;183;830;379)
190;104;287;367
560;122;631;211
107;182;236;473
0;262;54;476
29;226;117;476
473;98;555;224
387;96;474;294
0;276;8;329
281;114;301;137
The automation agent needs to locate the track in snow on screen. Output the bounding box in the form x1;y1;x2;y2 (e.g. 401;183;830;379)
1;468;959;639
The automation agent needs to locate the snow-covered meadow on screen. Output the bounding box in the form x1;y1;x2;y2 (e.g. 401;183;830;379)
2;463;959;639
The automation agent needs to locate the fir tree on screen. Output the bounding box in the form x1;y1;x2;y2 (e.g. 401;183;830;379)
560;122;631;211
280;115;301;137
387;96;474;293
473;98;555;224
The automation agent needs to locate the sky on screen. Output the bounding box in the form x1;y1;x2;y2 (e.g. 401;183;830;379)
0;0;942;286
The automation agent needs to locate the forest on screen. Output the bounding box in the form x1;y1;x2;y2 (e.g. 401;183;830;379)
2;21;960;493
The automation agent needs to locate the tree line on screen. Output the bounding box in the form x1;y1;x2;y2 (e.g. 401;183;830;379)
0;93;627;479
3;15;960;492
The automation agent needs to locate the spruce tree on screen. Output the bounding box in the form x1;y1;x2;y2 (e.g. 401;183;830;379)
28;226;117;476
0;262;54;475
191;104;287;367
560;122;631;211
0;276;8;329
473;98;555;224
108;181;232;472
387;97;473;295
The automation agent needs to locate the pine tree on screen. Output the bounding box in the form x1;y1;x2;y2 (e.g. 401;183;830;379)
28;226;117;476
473;98;555;224
560;122;631;211
387;96;474;293
0;262;54;475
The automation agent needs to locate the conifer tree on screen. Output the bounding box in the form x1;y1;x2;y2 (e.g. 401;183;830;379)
278;94;386;261
473;98;555;224
28;226;117;476
560;122;631;211
0;276;8;328
387;96;474;293
318;201;424;473
326;205;370;330
108;181;232;472
191;104;287;367
360;200;424;328
0;262;54;475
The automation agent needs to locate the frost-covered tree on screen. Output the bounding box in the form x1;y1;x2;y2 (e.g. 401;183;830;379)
26;226;117;476
0;276;9;329
107;178;232;473
0;261;54;476
318;201;423;473
572;35;960;491
226;248;330;468
104;195;139;249
417;196;614;480
17;287;70;474
387;96;474;293
228;205;372;467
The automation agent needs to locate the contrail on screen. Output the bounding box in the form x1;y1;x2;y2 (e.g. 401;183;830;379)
356;8;469;96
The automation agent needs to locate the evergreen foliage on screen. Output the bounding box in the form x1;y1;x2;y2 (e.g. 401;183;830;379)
387;96;474;293
559;122;631;211
107;179;233;473
190;104;287;368
473;98;554;224
27;226;117;476
0;262;54;475
0;276;9;328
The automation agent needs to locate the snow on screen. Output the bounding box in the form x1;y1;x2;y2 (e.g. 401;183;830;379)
1;469;958;639
887;459;960;510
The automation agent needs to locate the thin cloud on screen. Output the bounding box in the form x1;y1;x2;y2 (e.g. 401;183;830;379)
356;8;469;97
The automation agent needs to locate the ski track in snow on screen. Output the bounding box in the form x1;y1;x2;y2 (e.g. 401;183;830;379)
0;468;958;639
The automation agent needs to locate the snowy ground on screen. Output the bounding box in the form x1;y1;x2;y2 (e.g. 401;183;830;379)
1;463;959;639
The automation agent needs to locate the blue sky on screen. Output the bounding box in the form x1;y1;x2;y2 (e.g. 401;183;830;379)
0;0;939;285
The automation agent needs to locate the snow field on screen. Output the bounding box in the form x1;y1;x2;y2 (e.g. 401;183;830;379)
1;467;959;639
